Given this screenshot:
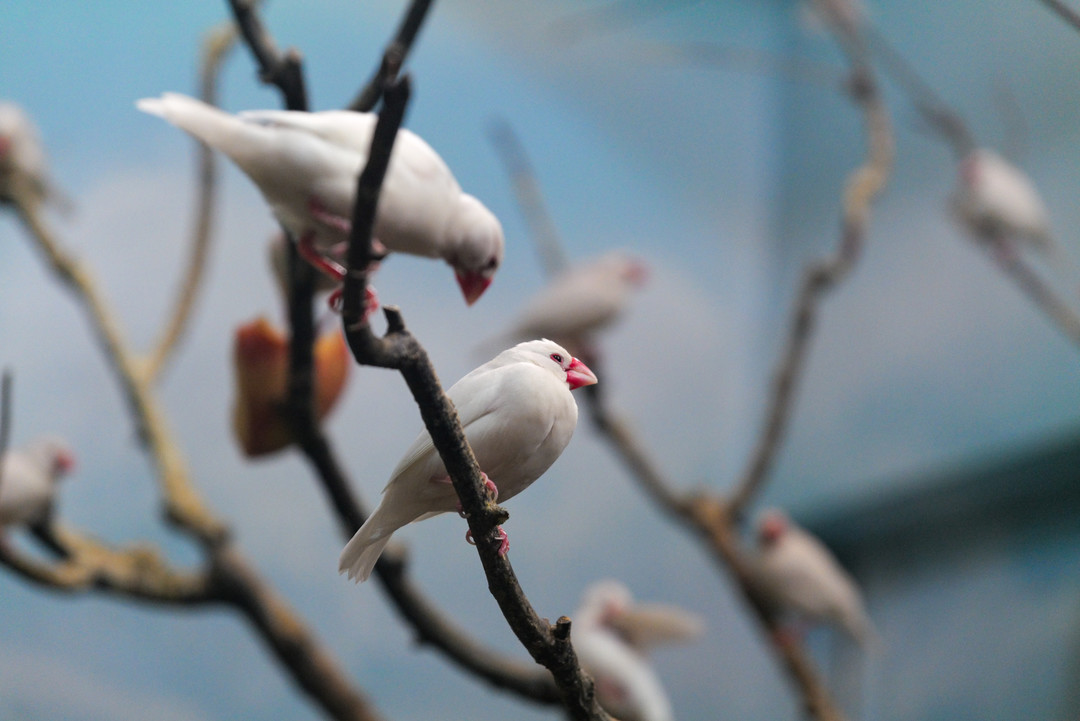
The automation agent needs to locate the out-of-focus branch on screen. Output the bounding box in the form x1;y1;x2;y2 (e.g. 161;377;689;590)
226;0;308;111
142;22;238;383
1038;0;1080;33
729;25;892;520
487;119;571;278
0;369;11;494
13;195;227;545
348;0;435;112
987;241;1080;344
341;68;609;721
7;138;381;720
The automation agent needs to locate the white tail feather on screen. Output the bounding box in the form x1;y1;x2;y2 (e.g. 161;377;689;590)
136;93;251;158
338;521;394;583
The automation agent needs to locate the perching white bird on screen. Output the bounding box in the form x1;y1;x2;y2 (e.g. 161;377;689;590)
747;508;876;646
952;147;1055;255
0;437;76;527
0;102;60;210
339;339;597;582
495;251;647;354
137;92;504;305
573;580;703;721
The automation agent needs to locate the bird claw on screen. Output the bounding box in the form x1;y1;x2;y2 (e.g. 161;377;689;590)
329;285;379;318
464;526;509;555
308;197;352;234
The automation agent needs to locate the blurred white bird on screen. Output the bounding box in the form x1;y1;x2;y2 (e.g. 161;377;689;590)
0;101;64;211
0;437;76;527
493;251;647;357
137;93;504;306
339;339;597;582
573;579;703;721
747;508;876;647
952;147;1056;257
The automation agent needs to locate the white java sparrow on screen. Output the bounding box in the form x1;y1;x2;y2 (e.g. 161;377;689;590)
747;508;876;646
0;437;76;527
137;93;504;305
339;339;597;582
0;101;57;210
573;580;703;721
952;147;1055;255
499;251;647;352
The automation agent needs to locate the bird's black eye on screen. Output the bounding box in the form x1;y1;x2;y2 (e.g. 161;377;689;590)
550;353;564;364
484;256;498;270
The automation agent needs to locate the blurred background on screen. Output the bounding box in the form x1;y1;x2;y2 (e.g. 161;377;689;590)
1;1;1079;719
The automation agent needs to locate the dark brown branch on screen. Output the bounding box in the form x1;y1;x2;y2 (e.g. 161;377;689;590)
0;369;11;496
487;119;571;278
226;0;308;110
348;0;435;112
340;69;608;721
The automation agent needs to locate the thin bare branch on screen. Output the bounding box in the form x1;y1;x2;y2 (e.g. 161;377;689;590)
986;241;1080;345
0;369;11;495
341;68;609;721
729;48;892;521
142;22;238;383
348;0;435;112
1037;0;1080;33
13;197;227;545
226;0;308;110
487;119;571;278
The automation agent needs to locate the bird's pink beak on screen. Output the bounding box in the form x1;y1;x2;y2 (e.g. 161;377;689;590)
455;271;492;306
565;357;598;390
56;451;76;475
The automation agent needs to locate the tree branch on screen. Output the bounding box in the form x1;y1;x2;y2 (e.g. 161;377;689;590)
0;369;11;496
13;197;228;545
142;21;238;383
1037;0;1080;34
348;0;435;113
340;67;609;721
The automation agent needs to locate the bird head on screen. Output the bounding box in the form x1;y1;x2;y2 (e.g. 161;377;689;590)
577;579;634;628
446;194;504;305
757;508;789;547
28;437;76;480
513;339;598;390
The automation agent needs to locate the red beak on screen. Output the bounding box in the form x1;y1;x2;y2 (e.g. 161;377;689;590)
565;357;598;390
455;271;492;306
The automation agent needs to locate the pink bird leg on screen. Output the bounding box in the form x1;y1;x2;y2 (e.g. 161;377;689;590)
465;526;510;555
448;471;498;517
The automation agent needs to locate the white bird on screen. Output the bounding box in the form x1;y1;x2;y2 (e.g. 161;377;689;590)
0;101;60;211
137;92;504;305
746;509;876;647
952;147;1055;255
0;437;76;527
573;580;703;721
338;339;597;582
494;251;647;356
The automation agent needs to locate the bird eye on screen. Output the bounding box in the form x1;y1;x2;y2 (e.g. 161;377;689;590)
484;256;498;270
550;353;563;364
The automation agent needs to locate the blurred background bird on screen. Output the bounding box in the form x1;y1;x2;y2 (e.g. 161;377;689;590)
746;508;877;648
572;579;703;721
0;437;75;528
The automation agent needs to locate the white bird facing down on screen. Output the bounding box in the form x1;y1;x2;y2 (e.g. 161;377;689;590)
497;251;647;354
338;339;597;582
137;92;504;306
573;580;703;721
952;147;1054;254
747;508;876;647
0;101;57;210
0;437;76;527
